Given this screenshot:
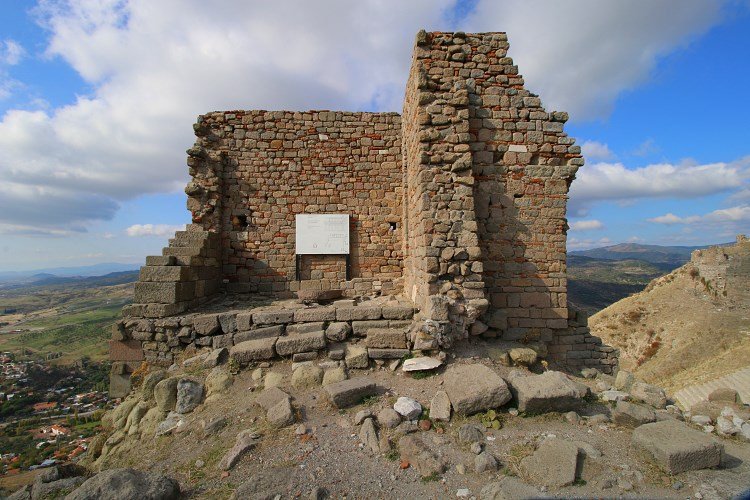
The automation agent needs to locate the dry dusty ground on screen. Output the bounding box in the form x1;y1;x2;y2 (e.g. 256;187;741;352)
590;265;750;394
92;341;750;499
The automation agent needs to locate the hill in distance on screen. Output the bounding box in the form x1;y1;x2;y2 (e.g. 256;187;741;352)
0;262;139;284
589;238;750;394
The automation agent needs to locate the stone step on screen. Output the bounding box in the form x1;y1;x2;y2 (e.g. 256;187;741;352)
674;366;750;410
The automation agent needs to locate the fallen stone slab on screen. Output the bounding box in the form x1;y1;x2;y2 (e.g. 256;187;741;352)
444;364;512;415
402;356;442;372
398;434;446;477
507;370;588;414
600;390;629;402
631;420;723;474
65;468;180;500
520;438;580;488
275;330;326;356
612;401;656;427
708;387;739;404
344;345;369;368
230;337;277;363
324;377;377;408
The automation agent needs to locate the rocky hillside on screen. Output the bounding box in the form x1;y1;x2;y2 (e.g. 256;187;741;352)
5;340;750;499
590;237;750;394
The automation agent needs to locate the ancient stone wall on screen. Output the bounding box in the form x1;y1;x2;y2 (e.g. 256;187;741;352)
402;31;580;346
692;235;750;302
187;110;403;297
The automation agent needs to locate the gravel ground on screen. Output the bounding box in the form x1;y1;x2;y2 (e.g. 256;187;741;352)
96;341;750;499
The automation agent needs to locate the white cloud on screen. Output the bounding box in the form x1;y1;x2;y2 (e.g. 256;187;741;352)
0;0;456;233
465;0;725;119
632;138;660;157
125;224;185;237
0;40;25;65
648;205;750;225
569;219;604;231
568;236;612;251
570;158;749;214
581;141;614;162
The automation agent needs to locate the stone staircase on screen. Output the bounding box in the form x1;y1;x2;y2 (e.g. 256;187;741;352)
674;366;750;410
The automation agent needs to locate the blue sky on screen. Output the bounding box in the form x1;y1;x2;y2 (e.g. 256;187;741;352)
0;0;748;272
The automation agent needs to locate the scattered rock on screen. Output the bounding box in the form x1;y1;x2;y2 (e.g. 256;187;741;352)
203;416;228;437
267;397;295;427
345;345;369;369
565;411;580;424
631;420;723;474
614;370;635;391
205;367;232;398
429;391;451;422
202;347;228;368
600;390;629;402
418;419;431;431
325;322;351;342
322;366;348;386
175;378;203;414
520;439;579;487
255;386;292;411
65;468;180;500
716;415;740;436
458;424;484;444
444;364;511;415
141;370;166;400
708;387;739;403
691;415;713;426
508;347;537;366
324;377;377;408
359;417;380;453
470;442;483;455
292;364;324;388
263;371;284;388
377;408;402;429
155;412;184;436
354;409;372;425
229;472;282;500
402;356;442;372
508;371;588;414
153;377;179;412
220;430;260;471
630;381;667;409
580;368;599;379
612;401;657;427
479;476;546;500
475;451;499;473
398;434;446;477
394;397;422;420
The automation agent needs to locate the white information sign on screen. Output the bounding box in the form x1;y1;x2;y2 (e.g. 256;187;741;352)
295;214;350;255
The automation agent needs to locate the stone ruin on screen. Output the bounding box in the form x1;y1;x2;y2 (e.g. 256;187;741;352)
109;30;618;396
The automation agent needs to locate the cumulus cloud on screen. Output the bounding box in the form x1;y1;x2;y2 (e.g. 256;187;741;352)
569;219;604;231
648;205;750;225
465;0;725;119
581;141;614;161
0;0;456;233
569;158;749;216
0;0;737;235
125;224;185;237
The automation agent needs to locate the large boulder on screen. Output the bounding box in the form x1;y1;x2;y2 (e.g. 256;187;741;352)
443;364;511;415
507;371;588;414
65;468;180;500
175;379;203;414
631;420;724;474
153;377;179;412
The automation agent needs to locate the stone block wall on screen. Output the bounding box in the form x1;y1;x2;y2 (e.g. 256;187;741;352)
401;31;580;345
186;110;403;296
691;235;750;302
